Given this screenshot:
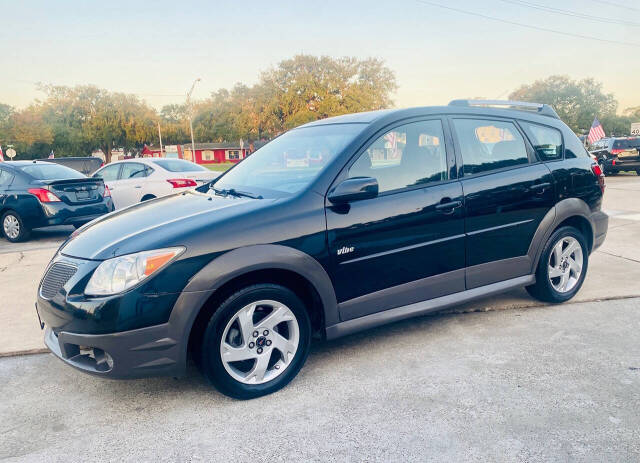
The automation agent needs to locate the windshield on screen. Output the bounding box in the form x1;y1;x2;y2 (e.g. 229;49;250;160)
213;123;364;197
18;163;85;180
152;159;207;172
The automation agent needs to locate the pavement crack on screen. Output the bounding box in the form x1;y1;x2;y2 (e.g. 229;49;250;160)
596;250;640;265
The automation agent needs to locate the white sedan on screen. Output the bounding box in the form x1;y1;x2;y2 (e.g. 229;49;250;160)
93;158;219;209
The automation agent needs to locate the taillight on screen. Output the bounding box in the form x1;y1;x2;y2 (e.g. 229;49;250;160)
610;149;624;155
28;188;61;202
591;164;605;194
167;178;197;188
103;185;111;197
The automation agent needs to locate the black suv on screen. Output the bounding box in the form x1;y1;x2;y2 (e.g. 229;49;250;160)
590;137;640;175
36;101;608;399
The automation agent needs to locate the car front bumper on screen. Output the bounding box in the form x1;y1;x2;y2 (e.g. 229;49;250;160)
43;323;182;379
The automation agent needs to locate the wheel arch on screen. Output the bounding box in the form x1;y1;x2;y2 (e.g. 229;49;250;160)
528;198;596;272
167;245;338;373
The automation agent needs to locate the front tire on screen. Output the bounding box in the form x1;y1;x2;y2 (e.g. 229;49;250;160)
199;284;311;399
2;210;30;242
526;226;588;303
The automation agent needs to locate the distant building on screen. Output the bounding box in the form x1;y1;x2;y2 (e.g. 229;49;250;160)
181;143;249;164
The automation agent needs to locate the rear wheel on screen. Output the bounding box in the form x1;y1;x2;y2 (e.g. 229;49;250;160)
2;211;30;242
199;284;311;399
526;226;588;303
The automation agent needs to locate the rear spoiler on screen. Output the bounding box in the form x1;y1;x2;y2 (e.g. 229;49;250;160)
38;178;104;186
448;99;560;119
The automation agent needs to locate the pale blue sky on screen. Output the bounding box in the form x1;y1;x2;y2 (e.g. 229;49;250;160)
1;0;638;112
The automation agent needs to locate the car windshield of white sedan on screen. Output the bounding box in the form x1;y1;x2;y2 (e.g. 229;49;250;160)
213;123;364;197
152;159;207;172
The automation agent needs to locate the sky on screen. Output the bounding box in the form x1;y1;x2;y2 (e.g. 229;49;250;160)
1;0;638;113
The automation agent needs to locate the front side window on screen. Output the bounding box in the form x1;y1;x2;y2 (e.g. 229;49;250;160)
453;119;528;175
521;122;563;161
214;123;365;197
348;120;448;193
94;164;120;181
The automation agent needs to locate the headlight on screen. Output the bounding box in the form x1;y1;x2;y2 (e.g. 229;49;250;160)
85;247;184;296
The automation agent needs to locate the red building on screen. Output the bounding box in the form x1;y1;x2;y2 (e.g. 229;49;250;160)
141;143;249;164
181;143;248;164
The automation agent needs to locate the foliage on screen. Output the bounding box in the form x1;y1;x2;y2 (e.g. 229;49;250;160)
509;75;618;134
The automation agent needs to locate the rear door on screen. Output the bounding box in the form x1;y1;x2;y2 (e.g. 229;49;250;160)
114;162;149;207
93;164;122;207
450;117;555;289
326;118;465;321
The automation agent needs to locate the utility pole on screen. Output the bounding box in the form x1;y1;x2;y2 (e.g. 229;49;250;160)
157;121;164;158
186;78;201;163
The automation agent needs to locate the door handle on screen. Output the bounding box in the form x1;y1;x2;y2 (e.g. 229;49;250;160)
134;186;142;189
529;182;551;193
435;200;462;213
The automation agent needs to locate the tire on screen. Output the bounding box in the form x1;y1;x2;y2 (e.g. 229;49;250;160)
526;226;588;303
2;210;30;242
199;284;311;399
636;169;640;176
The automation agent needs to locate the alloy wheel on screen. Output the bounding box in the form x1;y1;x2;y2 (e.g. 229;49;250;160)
548;236;583;293
3;215;20;240
220;300;300;385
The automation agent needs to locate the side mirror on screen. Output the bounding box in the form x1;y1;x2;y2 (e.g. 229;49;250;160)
328;177;378;204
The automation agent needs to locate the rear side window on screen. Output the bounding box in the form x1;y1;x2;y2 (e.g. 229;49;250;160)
453;119;528;175
520;122;563;161
0;169;14;187
119;163;148;179
348;119;448;193
18;163;85;180
613;138;640;149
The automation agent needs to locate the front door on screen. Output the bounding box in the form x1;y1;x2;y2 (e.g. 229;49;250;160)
326;118;466;321
450;117;556;289
112;162;148;208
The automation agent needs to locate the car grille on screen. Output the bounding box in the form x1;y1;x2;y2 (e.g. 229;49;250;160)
40;262;78;299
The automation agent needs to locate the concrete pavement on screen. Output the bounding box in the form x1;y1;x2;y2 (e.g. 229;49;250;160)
1;297;639;462
1;175;639;356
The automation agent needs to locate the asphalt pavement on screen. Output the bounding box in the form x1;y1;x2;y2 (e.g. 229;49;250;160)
1;297;639;462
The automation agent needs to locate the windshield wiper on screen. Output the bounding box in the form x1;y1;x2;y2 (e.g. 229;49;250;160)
213;188;262;199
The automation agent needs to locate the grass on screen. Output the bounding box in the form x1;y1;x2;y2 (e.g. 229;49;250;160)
205;163;235;172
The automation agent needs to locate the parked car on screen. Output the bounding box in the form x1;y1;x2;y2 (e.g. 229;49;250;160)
36;100;608;399
92;158;219;209
0;161;114;242
589;137;640;175
38;157;104;176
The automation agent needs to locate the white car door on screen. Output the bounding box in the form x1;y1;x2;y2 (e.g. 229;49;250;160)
93;163;124;208
115;162;149;208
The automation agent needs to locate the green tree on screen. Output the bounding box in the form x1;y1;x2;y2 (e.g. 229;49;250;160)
509;75;617;134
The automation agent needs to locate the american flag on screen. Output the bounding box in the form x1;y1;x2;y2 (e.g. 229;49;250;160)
588;117;605;145
0;145;4;162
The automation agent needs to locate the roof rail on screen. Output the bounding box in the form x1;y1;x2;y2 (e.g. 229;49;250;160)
448;99;560;119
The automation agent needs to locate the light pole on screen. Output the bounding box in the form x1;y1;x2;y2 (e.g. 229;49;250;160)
186;78;201;163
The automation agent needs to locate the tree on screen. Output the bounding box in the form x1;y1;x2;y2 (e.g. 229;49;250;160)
509;76;617;134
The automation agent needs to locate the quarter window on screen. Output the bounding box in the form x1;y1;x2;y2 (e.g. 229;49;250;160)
348;120;448;193
0;169;13;187
521;122;563;160
453;119;528;175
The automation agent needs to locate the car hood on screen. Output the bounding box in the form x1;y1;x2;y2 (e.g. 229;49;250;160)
60;190;276;260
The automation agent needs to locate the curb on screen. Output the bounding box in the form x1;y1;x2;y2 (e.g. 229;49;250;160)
0;347;48;358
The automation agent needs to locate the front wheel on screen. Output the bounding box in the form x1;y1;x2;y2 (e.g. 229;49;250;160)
526;226;588;303
199;284;311;399
2;210;30;242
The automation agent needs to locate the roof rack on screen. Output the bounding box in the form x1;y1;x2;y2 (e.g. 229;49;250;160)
448;99;560;119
